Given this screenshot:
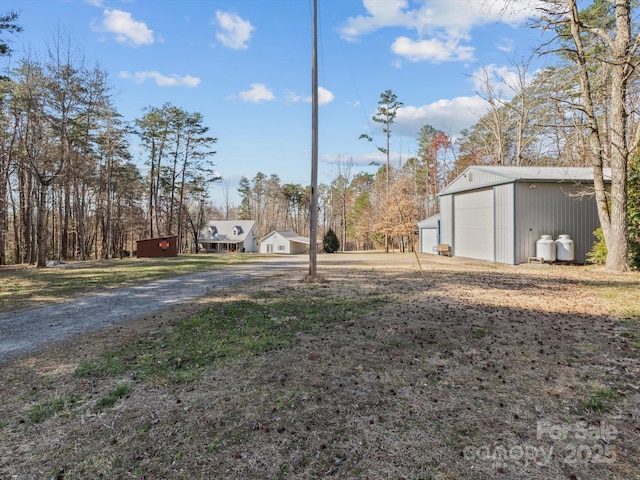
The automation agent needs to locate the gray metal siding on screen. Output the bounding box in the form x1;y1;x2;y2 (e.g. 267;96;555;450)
494;184;515;264
514;183;600;264
439;195;453;246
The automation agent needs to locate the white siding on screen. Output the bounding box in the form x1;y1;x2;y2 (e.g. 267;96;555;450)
259;232;309;254
439;195;453;246
494;184;515;264
420;228;438;253
439;168;511;195
260;233;292;254
418;215;440;253
453;189;494;261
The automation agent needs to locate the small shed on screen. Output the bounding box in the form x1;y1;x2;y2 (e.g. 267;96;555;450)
417;214;440;254
437;166;610;264
136;235;178;258
260;230;313;254
198;220;257;253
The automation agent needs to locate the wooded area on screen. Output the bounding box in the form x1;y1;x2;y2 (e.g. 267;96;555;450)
1;2;640;271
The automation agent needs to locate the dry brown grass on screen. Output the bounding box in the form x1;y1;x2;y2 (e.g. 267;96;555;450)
1;254;639;479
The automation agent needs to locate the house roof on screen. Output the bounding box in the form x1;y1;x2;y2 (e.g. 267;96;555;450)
439;166;612;196
261;230;313;245
200;220;255;243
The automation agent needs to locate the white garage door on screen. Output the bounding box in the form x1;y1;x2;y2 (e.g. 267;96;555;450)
420;228;438;253
454;189;494;261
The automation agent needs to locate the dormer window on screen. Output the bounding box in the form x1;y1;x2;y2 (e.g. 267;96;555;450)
208;226;218;236
233;226;243;235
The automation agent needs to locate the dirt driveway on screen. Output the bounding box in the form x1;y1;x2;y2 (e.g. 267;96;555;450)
0;253;429;363
0;255;311;362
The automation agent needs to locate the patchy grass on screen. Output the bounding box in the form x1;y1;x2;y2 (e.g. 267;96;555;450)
95;383;132;411
26;395;80;424
1;255;640;479
74;290;389;384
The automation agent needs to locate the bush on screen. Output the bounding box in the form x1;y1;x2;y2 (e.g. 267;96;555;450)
323;229;340;253
629;241;640;270
587;227;640;269
587;228;607;264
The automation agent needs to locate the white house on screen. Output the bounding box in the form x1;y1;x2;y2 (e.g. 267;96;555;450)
260;230;313;254
198;220;257;253
435;166;610;264
417;214;440;254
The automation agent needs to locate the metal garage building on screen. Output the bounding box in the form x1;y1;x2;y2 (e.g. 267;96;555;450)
437;166;609;264
418;215;440;254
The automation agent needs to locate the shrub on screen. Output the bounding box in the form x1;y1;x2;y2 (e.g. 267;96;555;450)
587;228;607;264
587;227;640;269
323;228;340;253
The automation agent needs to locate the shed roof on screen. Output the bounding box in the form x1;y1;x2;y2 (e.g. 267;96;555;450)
417;214;440;228
261;230;312;245
439;166;612;196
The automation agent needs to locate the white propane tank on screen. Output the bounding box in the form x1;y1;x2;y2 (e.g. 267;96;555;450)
556;234;575;262
536;235;556;262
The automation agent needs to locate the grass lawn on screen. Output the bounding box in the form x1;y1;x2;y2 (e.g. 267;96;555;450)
1;254;639;479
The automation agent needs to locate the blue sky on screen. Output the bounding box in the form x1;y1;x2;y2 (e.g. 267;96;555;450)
5;0;548;206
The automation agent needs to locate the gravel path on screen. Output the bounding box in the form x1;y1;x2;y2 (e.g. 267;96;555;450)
0;256;309;363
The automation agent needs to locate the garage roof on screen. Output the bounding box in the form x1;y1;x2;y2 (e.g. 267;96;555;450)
439;166;611;196
260;230;314;245
417;214;440;228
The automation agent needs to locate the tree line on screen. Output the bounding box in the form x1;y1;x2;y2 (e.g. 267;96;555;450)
240;0;640;273
0;19;218;266
2;1;640;273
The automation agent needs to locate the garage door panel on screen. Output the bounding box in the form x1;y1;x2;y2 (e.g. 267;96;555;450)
454;190;494;261
421;228;438;253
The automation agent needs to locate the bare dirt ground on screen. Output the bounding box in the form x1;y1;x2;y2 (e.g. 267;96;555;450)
1;252;639;479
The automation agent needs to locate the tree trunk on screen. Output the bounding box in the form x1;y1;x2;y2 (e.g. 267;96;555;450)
0;167;7;265
36;182;48;268
602;0;630;272
567;0;629;272
61;182;70;259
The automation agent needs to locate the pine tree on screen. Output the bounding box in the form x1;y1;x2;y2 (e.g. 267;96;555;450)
323;228;340;253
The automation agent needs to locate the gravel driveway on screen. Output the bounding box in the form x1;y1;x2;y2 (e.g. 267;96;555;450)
0;256;309;363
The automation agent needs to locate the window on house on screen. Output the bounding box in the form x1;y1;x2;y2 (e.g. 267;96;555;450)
278;245;285;251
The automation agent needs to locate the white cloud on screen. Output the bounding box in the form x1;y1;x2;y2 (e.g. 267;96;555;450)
340;0;411;41
284;91;303;103
470;64;528;99
285;87;335;106
394;96;490;138
98;9;154;46
391;36;474;63
215;11;254;50
303;87;335;106
119;71;201;87
317;87;335;106
341;0;541;40
238;83;274;102
340;0;543;63
497;37;514;52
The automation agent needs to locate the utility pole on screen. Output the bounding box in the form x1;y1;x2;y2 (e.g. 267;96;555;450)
309;0;319;280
